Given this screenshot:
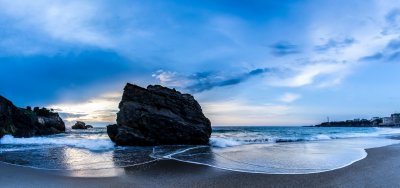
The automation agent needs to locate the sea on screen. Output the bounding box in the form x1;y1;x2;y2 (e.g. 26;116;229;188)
1;126;400;174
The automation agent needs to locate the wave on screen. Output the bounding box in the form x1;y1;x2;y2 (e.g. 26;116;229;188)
209;138;243;147
0;135;115;151
210;128;400;148
209;134;334;148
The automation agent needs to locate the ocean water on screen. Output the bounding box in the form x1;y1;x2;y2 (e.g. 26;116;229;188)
0;126;400;174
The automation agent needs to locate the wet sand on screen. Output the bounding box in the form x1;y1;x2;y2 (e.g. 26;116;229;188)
1;144;400;188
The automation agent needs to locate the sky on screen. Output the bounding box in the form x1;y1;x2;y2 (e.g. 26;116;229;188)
1;0;400;126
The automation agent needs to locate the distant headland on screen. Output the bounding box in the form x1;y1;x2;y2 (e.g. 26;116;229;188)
316;113;400;127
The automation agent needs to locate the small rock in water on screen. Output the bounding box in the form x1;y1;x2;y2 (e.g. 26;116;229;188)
72;121;87;129
85;125;93;129
107;83;212;146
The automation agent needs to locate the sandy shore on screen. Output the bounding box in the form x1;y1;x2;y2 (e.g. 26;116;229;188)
1;144;400;188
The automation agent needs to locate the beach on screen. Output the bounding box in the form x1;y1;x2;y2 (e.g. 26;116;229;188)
0;143;399;188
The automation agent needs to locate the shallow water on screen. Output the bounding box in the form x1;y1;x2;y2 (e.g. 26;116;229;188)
0;127;399;174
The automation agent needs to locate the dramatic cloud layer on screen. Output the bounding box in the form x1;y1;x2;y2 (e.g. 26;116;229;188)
1;0;400;126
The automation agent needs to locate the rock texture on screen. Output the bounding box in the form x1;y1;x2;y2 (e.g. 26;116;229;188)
85;125;93;129
0;95;65;138
71;121;88;129
71;121;93;129
107;83;212;146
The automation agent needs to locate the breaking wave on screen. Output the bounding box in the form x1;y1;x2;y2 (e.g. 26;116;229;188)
210;127;400;148
0;134;114;151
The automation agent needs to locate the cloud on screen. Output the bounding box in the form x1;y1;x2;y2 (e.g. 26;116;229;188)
153;68;272;93
279;93;301;103
49;92;121;125
382;8;400;35
0;49;137;105
59;112;89;119
151;70;189;87
267;62;351;88
360;53;384;61
360;38;400;62
0;0;113;48
388;51;400;61
270;41;300;56
202;100;294;125
314;37;355;52
187;68;273;92
386;38;400;50
1;0;400;126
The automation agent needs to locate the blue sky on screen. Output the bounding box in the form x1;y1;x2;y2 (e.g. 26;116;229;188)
1;0;400;126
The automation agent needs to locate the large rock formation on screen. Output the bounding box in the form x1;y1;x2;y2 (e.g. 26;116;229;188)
107;83;212;146
0;95;65;138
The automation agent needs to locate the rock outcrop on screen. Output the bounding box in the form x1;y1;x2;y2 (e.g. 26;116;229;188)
0;95;65;138
71;121;93;129
85;125;93;129
107;83;212;146
71;121;86;129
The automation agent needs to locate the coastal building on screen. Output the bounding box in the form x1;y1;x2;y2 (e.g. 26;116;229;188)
382;117;393;125
391;113;400;125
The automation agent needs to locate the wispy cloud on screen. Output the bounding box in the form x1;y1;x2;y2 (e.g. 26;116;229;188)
382;8;400;35
360;53;383;61
0;0;114;48
187;68;272;93
202;100;295;125
49;92;121;125
360;38;400;62
270;41;300;56
314;37;355;52
278;93;301;103
2;0;400;125
153;68;272;93
266;62;351;88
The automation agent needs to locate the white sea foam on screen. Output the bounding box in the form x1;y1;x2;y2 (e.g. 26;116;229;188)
0;135;114;151
209;138;242;147
174;137;400;174
209;128;400;148
313;134;332;140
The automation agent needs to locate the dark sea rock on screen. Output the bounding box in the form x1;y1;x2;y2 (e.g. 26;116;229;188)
107;83;212;146
71;121;87;129
0;95;65;138
85;125;93;129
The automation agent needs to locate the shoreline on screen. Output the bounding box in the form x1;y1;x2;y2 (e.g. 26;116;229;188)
0;144;400;187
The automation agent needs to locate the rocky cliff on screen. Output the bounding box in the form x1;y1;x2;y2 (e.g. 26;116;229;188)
0;95;65;137
107;83;212;146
